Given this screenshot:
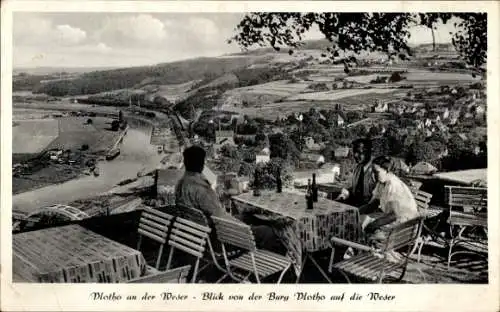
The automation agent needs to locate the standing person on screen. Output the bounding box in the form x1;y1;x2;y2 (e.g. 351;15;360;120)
336;138;377;207
175;145;286;254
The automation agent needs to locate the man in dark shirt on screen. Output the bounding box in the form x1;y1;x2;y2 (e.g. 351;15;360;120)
336;138;377;207
175;145;286;254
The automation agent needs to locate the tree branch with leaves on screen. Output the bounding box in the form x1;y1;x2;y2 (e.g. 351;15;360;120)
228;13;486;70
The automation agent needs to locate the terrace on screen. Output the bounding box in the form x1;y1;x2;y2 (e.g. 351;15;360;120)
13;178;487;284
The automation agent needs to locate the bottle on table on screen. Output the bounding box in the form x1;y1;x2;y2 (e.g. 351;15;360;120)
276;168;282;193
306;178;314;210
312;173;318;202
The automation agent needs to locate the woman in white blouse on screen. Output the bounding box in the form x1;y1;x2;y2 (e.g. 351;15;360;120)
357;156;420;256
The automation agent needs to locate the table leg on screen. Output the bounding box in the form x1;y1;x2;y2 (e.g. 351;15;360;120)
307;254;332;283
295;254;308;283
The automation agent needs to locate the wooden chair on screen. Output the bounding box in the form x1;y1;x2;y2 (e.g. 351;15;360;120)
128;265;191;283
445;186;487;268
411;190;439;263
136;207;174;270
211;216;293;284
328;217;424;283
176;205;242;279
165;216;211;283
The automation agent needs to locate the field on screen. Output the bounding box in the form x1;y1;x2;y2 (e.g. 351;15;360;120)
221;80;311;108
13;119;59;154
287;88;396;101
153;80;200;103
334;91;407;109
344;70;480;86
13;115;121;157
46;117;120;153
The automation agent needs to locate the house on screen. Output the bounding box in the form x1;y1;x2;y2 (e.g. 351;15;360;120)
474;105;486;117
334;147;351;159
304;137;324;152
415;108;427;118
293;163;341;187
300;153;325;165
256;147;270;164
404;106;417;114
457;133;469;141
372;100;389;113
446;110;461;125
427;112;441;123
329;113;345;127
442;107;450;120
424;118;432;127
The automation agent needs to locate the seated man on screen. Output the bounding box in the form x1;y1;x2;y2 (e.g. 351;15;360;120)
335;138;378;208
175;145;286;254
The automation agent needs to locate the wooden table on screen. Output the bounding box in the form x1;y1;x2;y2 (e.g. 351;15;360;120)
13;224;147;283
433;169;487;186
232;190;360;282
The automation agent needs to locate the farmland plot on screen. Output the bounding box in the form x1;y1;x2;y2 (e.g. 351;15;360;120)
403;72;480;82
222;80;311;106
286;88;396;101
154;80;201;103
13;119;60;154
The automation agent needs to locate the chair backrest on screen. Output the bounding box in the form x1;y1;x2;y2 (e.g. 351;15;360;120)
211;216;257;251
445;186;487;210
407;179;423;193
128;265;191;283
445;186;487;225
168;217;211;259
138;207;174;244
412;190;433;213
384;217;422;252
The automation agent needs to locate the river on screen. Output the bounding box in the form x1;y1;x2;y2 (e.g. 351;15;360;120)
13;124;166;214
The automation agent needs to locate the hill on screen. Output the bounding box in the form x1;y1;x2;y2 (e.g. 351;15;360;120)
16;55;269;96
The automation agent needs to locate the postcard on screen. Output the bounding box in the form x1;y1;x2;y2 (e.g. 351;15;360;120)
1;1;499;311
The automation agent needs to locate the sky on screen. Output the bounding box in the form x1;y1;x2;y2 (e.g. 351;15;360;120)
13;12;459;69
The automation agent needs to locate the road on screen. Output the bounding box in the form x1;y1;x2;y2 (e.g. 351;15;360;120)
12;112;171;214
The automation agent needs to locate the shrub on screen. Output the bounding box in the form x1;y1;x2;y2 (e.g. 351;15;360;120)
388;71;405;83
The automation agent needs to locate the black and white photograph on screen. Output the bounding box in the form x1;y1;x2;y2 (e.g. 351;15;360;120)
7;8;492;288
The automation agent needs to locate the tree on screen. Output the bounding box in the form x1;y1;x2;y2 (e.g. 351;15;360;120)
86;118;93;125
268;133;300;161
229;13;486;70
118;110;123;123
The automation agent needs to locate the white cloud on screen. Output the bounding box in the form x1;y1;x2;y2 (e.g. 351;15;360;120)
95;42;112;53
14;16;87;46
187;17;219;38
55;25;87;45
96;14;166;47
